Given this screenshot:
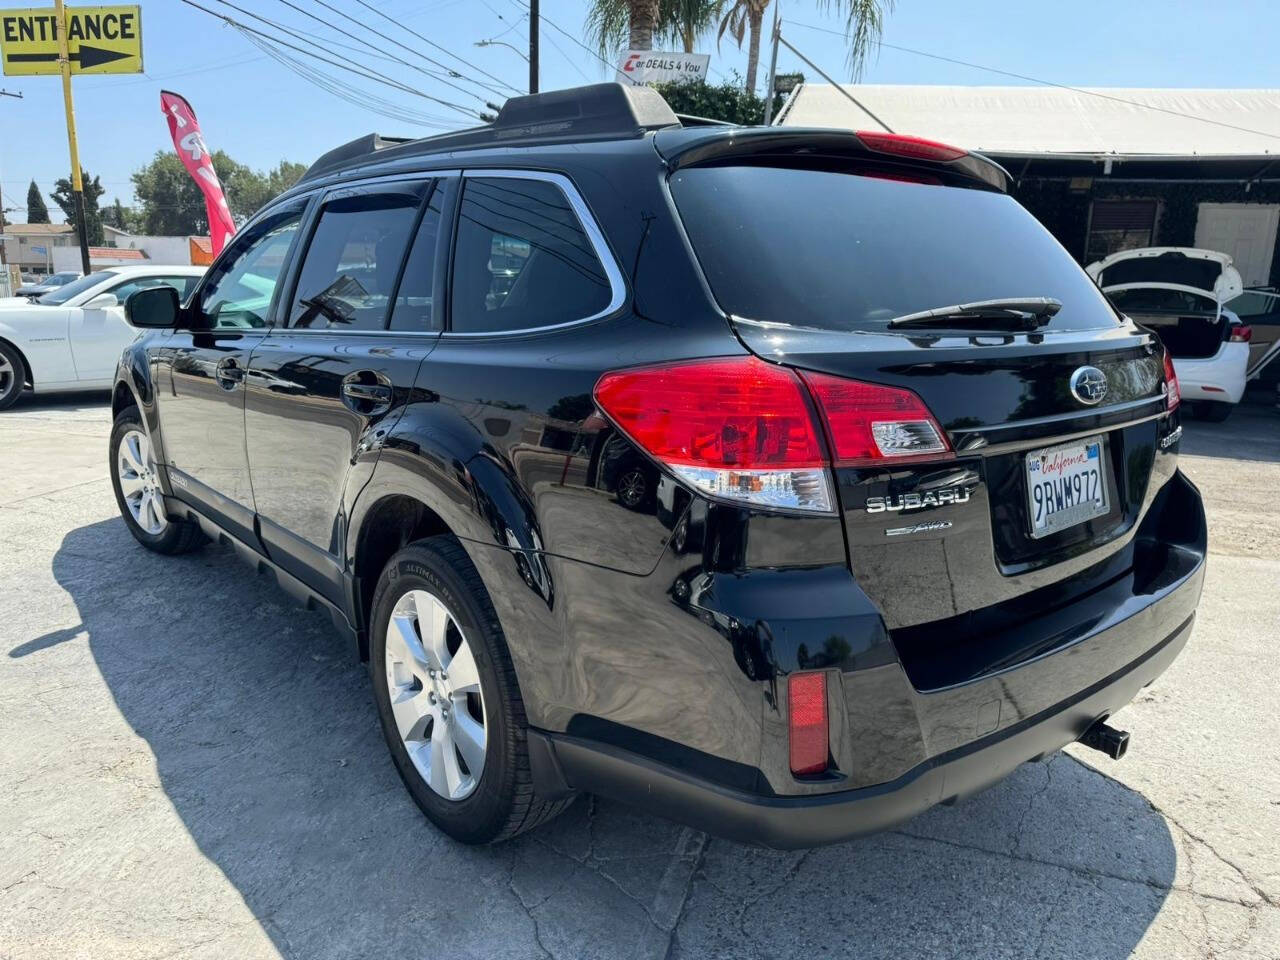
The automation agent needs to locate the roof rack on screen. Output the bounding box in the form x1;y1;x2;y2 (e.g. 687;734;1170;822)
297;83;681;185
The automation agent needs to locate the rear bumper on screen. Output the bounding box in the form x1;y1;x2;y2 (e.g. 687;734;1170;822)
1175;343;1249;403
530;469;1206;848
532;609;1195;848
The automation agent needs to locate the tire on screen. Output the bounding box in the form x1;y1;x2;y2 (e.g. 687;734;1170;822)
109;406;205;554
369;537;573;844
1197;401;1234;423
0;341;25;411
615;466;649;511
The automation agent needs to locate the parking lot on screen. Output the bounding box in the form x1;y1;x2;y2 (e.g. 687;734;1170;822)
0;393;1277;960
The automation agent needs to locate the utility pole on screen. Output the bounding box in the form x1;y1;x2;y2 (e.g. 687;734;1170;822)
0;90;18;291
53;0;92;275
762;4;781;126
528;0;539;94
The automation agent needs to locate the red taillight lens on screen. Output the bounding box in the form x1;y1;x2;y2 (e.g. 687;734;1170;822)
1230;324;1253;343
594;357;953;512
855;130;968;163
801;372;952;466
1162;350;1181;412
789;671;829;776
593;357;833;512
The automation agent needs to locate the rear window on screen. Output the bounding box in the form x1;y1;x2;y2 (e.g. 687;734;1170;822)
670;166;1119;332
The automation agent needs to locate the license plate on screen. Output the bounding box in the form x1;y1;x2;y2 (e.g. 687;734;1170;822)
1025;437;1109;539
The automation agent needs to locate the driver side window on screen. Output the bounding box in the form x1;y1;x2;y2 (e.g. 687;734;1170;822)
197;201;306;330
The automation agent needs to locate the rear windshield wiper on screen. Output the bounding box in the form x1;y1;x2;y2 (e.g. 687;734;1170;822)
887;297;1062;329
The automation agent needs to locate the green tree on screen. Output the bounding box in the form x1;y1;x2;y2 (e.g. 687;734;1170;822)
588;0;722;55
586;0;661;52
50;170;105;245
102;198;136;235
26;180;50;224
131;152;306;235
719;0;894;94
654;75;770;123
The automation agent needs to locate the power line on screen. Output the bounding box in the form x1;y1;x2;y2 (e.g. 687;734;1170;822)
349;0;522;96
506;0;638;85
787;20;1280;143
209;0;487;107
264;0;499;102
237;27;458;128
182;0;483;119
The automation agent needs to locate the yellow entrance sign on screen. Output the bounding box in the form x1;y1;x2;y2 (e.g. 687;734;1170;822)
1;5;142;76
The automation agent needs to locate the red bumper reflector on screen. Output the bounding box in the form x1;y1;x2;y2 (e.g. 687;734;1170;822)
788;671;829;776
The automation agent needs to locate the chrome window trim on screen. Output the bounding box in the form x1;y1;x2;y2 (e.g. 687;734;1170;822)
439;168;628;339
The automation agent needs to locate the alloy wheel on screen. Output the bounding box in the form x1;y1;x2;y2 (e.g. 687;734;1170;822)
618;468;646;508
385;589;487;801
117;429;167;535
0;353;15;401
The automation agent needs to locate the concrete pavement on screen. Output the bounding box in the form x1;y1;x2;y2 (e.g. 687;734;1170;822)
1;393;1277;959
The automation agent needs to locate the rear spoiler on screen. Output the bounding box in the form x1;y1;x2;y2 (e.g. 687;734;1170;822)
654;127;1011;193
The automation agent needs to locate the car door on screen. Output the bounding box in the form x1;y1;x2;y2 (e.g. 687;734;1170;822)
154;200;308;543
1225;289;1280;379
68;274;201;382
244;176;448;602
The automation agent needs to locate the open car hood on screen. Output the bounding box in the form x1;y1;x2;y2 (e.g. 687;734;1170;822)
1086;247;1243;305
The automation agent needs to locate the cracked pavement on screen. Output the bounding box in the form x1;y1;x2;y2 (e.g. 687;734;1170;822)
1;394;1278;959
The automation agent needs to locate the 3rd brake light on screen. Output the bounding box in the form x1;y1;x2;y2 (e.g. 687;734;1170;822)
593;356;953;514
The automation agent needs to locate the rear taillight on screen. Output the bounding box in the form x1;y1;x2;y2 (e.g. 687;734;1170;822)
855;130;968;162
593;357;832;512
788;671;829;776
1230;325;1253;343
1163;350;1181;412
593;357;953;512
801;372;952;467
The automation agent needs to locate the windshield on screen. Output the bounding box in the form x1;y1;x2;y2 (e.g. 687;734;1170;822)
37;272;113;306
669;166;1120;333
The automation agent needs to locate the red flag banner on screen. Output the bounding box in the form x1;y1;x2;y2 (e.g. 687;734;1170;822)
160;90;236;256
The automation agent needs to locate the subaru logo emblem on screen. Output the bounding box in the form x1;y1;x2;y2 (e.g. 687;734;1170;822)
1069;366;1108;406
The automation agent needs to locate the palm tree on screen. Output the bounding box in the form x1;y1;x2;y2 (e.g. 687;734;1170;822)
587;0;722;56
716;0;769;95
719;0;894;95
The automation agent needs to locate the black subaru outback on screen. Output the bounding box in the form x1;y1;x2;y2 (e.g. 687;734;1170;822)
111;83;1205;848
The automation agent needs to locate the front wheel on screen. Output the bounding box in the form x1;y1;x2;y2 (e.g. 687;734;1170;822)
109;407;204;554
0;341;25;410
369;537;572;843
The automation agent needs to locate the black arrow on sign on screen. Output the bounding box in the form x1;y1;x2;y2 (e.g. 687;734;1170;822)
5;45;131;70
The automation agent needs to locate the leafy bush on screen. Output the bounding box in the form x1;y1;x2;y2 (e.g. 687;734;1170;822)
653;77;785;125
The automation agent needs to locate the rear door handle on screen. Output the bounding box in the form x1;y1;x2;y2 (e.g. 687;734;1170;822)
215;358;244;387
342;383;393;403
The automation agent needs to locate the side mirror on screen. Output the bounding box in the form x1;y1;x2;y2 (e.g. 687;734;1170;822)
126;286;181;328
83;291;119;310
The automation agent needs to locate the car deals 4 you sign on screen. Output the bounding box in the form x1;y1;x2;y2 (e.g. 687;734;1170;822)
618;51;710;84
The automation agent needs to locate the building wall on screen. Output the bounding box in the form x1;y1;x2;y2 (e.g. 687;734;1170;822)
1013;177;1280;287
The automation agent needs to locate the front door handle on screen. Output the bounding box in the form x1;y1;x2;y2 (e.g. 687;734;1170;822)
342;383;393;403
215;358;244;388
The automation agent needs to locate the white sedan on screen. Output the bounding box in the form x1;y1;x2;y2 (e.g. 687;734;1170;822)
0;265;205;410
1087;247;1248;421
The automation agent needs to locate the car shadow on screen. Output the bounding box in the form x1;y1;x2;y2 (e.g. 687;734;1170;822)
37;517;1176;959
1179;400;1280;464
1;390;110;413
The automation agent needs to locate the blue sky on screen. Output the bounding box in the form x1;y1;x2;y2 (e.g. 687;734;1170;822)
3;0;1280;220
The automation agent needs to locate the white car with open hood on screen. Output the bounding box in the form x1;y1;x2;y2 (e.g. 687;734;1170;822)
1087;247;1251;421
0;265;205;410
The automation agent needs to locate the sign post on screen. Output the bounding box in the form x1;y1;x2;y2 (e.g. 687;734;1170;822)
53;0;90;274
2;3;143;275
